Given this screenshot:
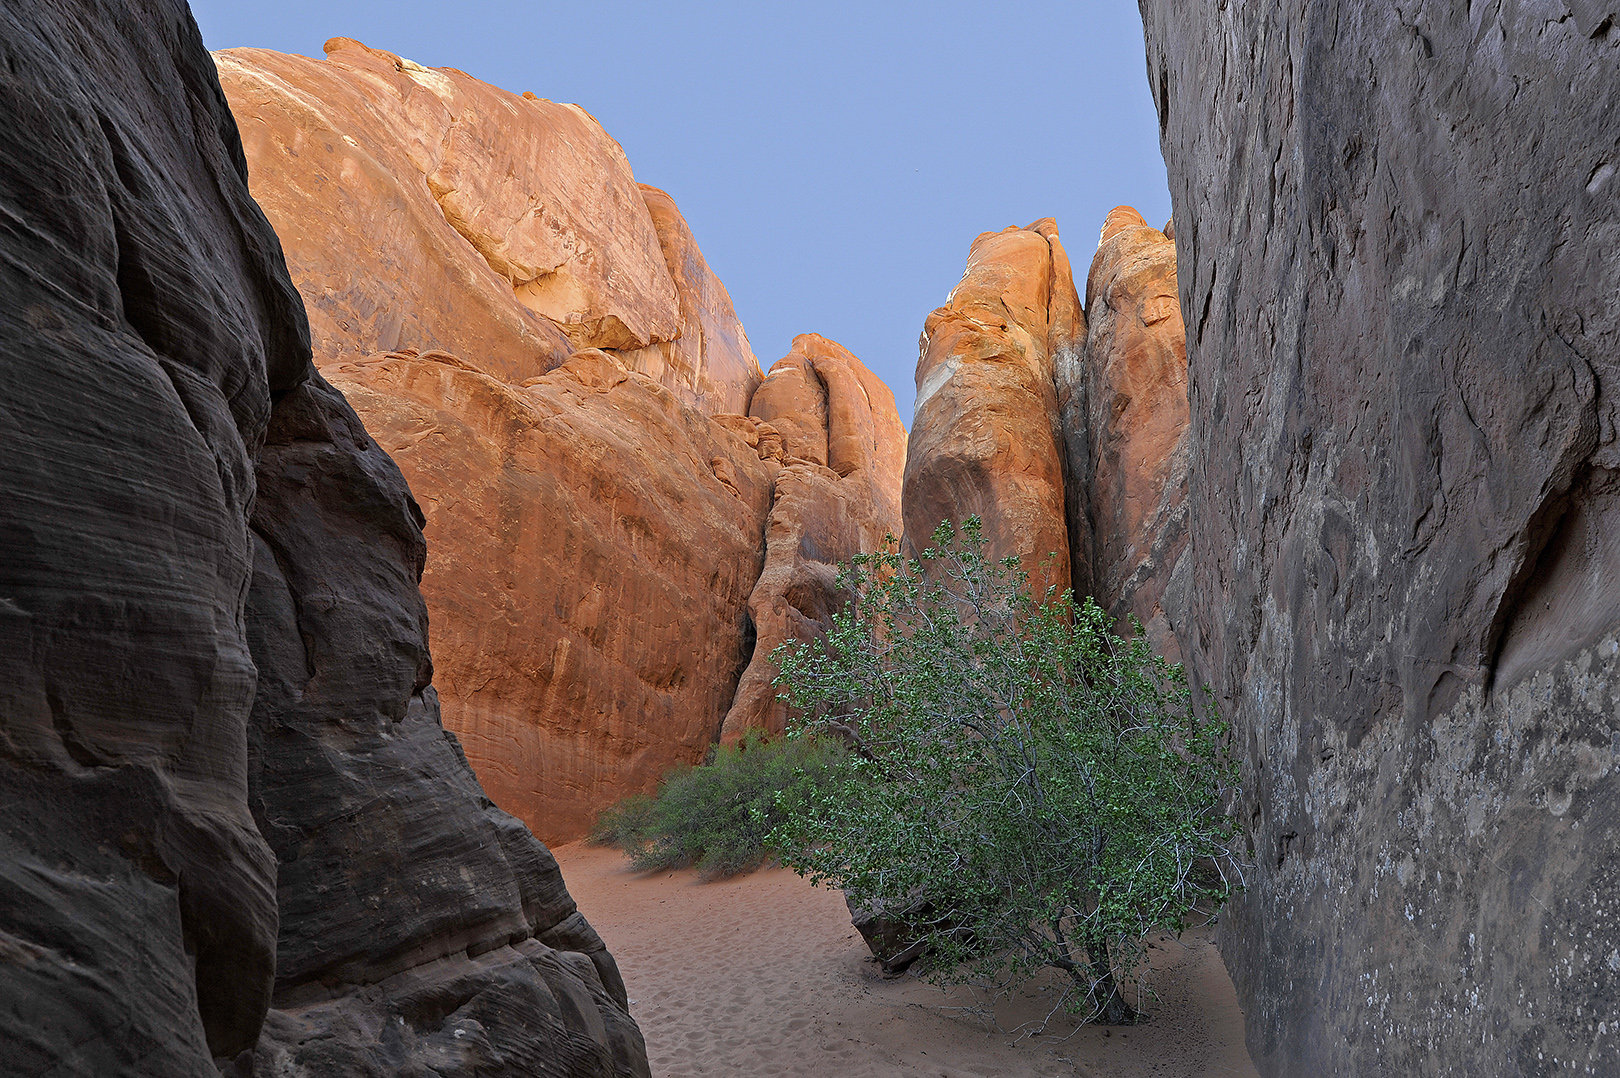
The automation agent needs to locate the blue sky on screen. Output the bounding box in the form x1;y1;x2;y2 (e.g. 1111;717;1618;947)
190;1;1170;424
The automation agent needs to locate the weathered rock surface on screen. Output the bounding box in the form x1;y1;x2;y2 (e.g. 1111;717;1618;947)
0;3;645;1075
0;2;298;1067
219;42;912;838
324;348;775;842
904;220;1081;595
1141;2;1620;1073
246;371;648;1077
1069;205;1190;661
217;40;760;412
624;184;763;415
721;335;906;743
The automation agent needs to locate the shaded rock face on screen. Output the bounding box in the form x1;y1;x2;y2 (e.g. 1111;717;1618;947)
721;334;907;743
0;1;299;1067
246;372;648;1077
216;39;760;413
904;220;1081;595
0;3;645;1075
324;348;775;843
1067;205;1190;661
1141;2;1620;1074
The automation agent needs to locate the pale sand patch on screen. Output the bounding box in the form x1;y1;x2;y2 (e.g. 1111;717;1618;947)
555;843;1260;1078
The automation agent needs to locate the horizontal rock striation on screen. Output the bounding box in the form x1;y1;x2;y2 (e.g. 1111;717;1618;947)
0;3;645;1074
217;39;760;413
246;371;647;1077
0;2;297;1067
1141;1;1620;1073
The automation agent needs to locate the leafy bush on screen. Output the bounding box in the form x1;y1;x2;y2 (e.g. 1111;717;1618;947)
768;519;1243;1024
590;729;842;879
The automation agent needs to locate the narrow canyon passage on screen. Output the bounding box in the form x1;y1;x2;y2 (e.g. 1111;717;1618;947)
556;843;1259;1078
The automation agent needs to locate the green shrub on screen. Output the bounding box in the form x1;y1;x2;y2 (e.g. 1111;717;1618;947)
768;518;1243;1024
590;729;842;879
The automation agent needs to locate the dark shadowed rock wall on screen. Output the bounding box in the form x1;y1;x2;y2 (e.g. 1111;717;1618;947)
0;2;298;1067
244;373;648;1077
1141;2;1620;1074
0;3;646;1075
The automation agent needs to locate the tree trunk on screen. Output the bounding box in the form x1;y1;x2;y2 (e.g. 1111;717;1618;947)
1078;931;1137;1025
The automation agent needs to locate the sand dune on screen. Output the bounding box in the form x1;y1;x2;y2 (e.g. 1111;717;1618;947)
556;843;1259;1077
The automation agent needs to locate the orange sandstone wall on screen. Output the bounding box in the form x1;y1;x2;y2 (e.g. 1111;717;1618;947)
216;37;760;412
218;40;906;841
902;219;1081;597
326;348;774;842
903;208;1192;663
721;334;906;743
1074;206;1190;660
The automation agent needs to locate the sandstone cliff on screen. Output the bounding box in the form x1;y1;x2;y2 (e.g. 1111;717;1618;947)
1141;2;1620;1074
903;210;1191;658
1068;206;1190;661
721;334;907;743
324;347;775;844
219;46;907;842
0;3;645;1075
215;38;760;413
903;220;1080;596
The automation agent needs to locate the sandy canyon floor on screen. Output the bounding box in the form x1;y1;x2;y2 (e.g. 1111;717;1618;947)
555;843;1260;1078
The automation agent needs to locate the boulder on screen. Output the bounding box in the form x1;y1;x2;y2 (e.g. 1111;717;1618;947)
720;335;906;743
1141;2;1620;1073
216;40;760;412
903;220;1081;596
1070;205;1190;660
323;348;775;842
0;3;646;1074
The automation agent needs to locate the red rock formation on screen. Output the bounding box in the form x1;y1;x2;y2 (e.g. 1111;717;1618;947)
903;220;1081;596
324;348;775;842
216;41;841;843
1074;206;1189;660
216;39;760;412
627;184;763;414
721;335;906;743
750;347;831;465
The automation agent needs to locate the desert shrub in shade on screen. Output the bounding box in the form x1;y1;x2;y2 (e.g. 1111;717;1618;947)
590;729;842;879
767;518;1243;1025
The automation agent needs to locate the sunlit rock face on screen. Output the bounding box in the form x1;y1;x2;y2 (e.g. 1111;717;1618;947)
216;40;781;843
721;334;907;744
324;347;775;844
1066;205;1190;661
218;40;914;842
0;3;646;1076
1142;2;1620;1074
215;38;760;413
903;219;1082;597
